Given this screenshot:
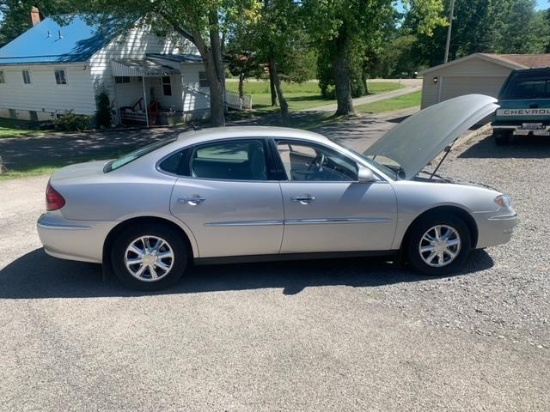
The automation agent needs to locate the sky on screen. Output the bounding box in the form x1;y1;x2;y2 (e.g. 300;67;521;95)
536;0;548;11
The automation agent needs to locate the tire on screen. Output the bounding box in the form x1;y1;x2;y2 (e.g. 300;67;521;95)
406;214;471;276
494;130;512;145
111;224;188;291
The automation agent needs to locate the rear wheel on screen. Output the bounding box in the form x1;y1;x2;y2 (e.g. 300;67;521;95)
111;224;187;291
407;214;471;276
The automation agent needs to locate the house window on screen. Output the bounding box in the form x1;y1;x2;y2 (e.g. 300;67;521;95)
55;69;67;85
199;72;209;88
9;109;16;119
115;76;130;84
22;70;32;84
162;76;172;96
0;71;5;84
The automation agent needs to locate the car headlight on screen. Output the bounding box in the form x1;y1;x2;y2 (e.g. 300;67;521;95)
494;194;512;210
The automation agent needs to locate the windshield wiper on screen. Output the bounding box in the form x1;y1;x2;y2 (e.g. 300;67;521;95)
383;164;406;180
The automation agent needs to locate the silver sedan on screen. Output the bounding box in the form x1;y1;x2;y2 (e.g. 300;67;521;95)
37;94;517;290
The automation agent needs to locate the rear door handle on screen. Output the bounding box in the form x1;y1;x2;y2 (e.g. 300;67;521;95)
178;195;206;206
291;194;316;205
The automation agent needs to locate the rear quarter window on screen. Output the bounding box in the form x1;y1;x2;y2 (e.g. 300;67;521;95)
104;137;178;173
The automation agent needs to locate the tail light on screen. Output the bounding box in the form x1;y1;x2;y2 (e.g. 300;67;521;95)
46;183;66;211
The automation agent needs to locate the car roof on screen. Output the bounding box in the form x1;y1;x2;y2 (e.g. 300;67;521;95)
176;126;330;146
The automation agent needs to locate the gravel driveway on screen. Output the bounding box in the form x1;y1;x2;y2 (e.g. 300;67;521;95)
0;117;548;411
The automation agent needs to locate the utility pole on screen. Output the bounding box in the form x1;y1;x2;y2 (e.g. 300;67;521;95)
444;0;456;64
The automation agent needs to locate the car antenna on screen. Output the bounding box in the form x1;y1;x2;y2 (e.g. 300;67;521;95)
191;122;200;131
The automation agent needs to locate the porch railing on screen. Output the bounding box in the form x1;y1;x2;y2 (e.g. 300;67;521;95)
225;91;252;110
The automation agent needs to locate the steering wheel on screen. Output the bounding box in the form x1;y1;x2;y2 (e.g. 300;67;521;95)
307;153;326;171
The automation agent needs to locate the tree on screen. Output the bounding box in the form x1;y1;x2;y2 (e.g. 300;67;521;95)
304;0;444;116
225;0;316;119
411;0;547;67
489;0;548;54
368;35;418;78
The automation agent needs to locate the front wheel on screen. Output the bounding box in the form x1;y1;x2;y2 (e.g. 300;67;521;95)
406;214;471;276
111;224;188;291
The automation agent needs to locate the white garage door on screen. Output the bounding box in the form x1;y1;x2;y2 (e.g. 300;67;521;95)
440;76;507;101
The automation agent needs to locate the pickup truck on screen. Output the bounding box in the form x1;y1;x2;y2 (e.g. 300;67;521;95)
492;67;550;145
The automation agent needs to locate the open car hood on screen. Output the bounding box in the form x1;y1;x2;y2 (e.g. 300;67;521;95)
364;94;498;180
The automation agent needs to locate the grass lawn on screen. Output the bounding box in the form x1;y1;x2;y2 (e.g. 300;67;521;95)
356;91;421;114
0;166;59;180
0;152;127;180
0;118;44;138
226;80;403;112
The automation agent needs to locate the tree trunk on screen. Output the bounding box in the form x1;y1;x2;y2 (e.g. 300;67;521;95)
332;35;354;116
238;73;244;99
269;68;278;106
269;57;288;119
208;11;226;126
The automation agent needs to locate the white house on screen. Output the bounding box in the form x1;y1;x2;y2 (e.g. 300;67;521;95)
0;11;215;126
420;53;550;109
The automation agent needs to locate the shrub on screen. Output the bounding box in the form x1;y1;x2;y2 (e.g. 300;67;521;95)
95;90;112;128
53;111;91;132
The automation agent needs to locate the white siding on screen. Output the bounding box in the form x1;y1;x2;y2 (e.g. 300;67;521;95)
440;76;507;101
180;64;210;112
89;24;199;115
0;64;95;120
0;22;205;122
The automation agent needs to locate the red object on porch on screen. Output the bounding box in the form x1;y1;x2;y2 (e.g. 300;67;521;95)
148;99;159;125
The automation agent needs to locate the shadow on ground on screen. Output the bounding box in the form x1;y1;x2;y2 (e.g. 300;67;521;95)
460;134;550;159
0;128;183;171
0;248;493;299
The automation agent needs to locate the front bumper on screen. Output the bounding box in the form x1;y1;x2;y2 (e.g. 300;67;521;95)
474;210;518;249
37;213;114;263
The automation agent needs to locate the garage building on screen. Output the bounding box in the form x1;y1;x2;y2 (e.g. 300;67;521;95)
420;53;550;109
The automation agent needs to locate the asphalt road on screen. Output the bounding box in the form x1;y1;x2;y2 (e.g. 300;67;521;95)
0;118;548;411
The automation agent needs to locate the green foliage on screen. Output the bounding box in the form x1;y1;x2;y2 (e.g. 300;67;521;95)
53;111;91;132
304;0;444;114
95;90;112;128
317;50;335;99
369;35;419;78
410;0;548;67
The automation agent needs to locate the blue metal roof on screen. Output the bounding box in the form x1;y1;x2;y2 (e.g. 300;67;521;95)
0;15;116;65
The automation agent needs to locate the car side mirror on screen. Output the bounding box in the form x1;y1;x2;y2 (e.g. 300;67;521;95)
357;166;377;183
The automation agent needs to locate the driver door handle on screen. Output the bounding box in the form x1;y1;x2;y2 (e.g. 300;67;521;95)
291;194;316;205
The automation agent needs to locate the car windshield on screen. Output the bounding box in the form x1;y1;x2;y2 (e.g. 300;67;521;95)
103;137;178;173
